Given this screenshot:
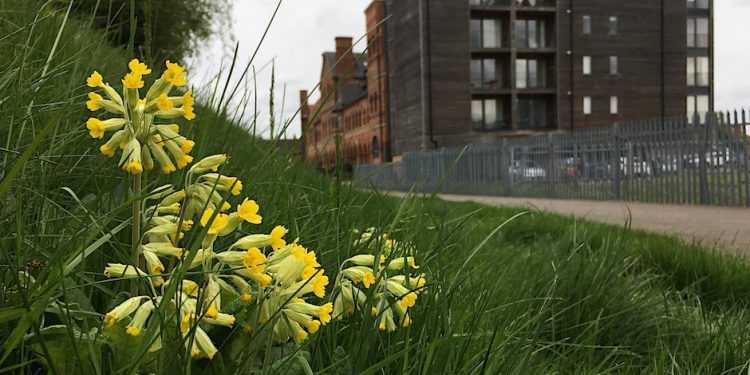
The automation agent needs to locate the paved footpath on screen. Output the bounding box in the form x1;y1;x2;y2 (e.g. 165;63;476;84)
390;192;750;255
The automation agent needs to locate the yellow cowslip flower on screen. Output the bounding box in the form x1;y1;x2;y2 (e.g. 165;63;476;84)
156;93;174;111
387;257;419;270
103;296;147;327
342;266;376;288
194;327;219;359
271;245;308;286
87;92;103;111
104;263;147;278
205;312;235;328
307;319;321;334
145;223;179;237
180;140;195;153
149;142;177;174
122;72;144;89
189;154;228;174
204;276;222;319
99;129;129;156
156;202;181;215
175;154;194;169
310;274;329;298
400;292;417;309
234;267;272;287
389;274;427;294
294;329;308;343
220;202;231;213
86;118;105;139
125;161;143;175
180;312;197;333
163;60;187;87
348;254;386;268
143;250;165;277
181;219;194;231
243;247;267;273
87;71;103;87
128;59;152;76
363;271;375;288
300;251;321;280
237;199;262;224
182;90;195;119
200;209;229;234
227;177;242;196
100;145;115;157
386;279;418;309
143;243;183;258
270;226;287;251
85;117;127;139
214;250;246;266
126;300;155;336
319;303;333;323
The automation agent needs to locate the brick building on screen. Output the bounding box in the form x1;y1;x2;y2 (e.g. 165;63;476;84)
302;0;713;163
300;0;389;169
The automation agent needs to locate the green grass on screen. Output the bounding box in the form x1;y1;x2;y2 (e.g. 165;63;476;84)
3;1;750;373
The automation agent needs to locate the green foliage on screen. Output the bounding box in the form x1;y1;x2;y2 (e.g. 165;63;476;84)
55;0;233;62
3;0;750;373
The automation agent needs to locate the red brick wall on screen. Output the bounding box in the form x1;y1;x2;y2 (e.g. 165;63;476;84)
301;0;389;169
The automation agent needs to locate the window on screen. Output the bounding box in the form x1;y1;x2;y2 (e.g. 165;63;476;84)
471;99;503;130
583;96;592;115
687;95;710;123
609;56;618;75
687;56;709;86
696;56;709;86
516;59;546;88
372;137;380;158
687;0;709;9
608;16;618;35
582;15;591;34
518;99;549;129
515;19;547;48
610;96;618;114
582;56;591;75
471;19;503;48
471;59;500;88
687;17;709;48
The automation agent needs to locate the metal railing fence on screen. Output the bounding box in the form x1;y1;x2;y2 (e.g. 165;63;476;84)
355;110;750;207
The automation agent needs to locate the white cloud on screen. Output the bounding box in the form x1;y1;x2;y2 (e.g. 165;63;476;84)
190;1;749;138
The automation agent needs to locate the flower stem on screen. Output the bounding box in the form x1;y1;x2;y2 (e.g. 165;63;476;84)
131;172;142;295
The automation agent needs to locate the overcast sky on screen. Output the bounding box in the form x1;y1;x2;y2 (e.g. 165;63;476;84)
189;0;750;139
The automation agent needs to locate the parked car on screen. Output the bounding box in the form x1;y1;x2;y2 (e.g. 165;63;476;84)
509;160;546;180
619;157;652;177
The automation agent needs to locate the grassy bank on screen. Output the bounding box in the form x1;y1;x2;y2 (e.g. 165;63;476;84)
2;1;750;373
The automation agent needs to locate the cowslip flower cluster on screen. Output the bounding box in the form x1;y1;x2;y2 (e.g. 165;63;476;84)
85;59;196;174
101;154;331;359
333;228;426;332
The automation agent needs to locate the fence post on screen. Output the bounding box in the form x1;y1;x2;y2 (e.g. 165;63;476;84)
698;113;710;204
547;133;556;198
501;138;512;195
612;123;621;200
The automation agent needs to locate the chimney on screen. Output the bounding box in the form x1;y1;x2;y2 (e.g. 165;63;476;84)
335;37;354;82
299;90;309;121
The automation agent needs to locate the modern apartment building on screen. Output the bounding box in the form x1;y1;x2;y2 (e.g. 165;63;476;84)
301;0;713;164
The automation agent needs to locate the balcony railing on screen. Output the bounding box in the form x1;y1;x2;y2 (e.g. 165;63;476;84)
515;0;556;7
471;0;556;6
470;0;512;6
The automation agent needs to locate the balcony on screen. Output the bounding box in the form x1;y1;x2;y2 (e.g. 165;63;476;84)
515;0;556;7
470;0;512;6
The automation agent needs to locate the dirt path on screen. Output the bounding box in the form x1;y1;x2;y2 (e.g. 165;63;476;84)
391;192;750;255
